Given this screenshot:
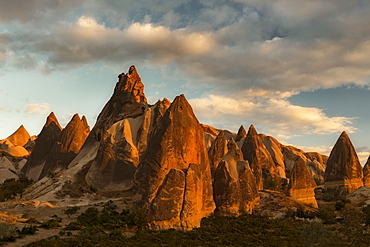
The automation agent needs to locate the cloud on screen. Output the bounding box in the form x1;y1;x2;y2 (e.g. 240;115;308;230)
25;103;51;115
189;94;356;136
1;0;370;94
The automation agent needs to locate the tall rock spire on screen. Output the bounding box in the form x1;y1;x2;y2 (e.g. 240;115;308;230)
5;125;30;147
324;131;363;198
241;125;276;190
134;94;215;229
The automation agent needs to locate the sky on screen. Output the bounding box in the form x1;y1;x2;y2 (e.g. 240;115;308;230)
1;0;370;163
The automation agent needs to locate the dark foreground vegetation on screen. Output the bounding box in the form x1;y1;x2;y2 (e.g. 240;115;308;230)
3;199;365;247
0;178;33;201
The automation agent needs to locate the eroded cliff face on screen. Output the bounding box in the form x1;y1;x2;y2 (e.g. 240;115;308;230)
363;156;370;187
134;94;215;230
213;139;259;216
324;131;363;198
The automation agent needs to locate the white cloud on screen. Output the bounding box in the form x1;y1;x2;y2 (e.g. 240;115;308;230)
189;94;356;137
25;103;51;115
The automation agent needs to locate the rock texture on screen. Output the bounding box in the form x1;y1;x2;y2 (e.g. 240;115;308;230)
21;112;63;181
241;125;276;190
213;139;259;215
287;158;318;207
5;125;31;147
208;131;228;175
135;94;215;230
235;125;247;142
363;156;370;187
21;113;90;181
260;134;286;178
324;131;363;198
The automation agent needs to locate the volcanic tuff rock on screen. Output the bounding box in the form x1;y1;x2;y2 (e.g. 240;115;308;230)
21;113;90;181
21;112;63;181
324;131;363;198
5;125;30;147
134;94;215;230
214;139;259;216
241;125;276;190
260;134;286;178
235;125;247;142
208;131;228;175
287;157;318;207
363;156;370;187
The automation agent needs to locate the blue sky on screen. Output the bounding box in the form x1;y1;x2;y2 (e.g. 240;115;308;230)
1;0;370;163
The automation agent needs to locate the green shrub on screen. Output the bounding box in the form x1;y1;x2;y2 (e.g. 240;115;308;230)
40;219;61;229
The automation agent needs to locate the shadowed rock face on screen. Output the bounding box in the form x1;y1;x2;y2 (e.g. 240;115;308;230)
21;113;90;181
214;139;259;216
135;94;215;230
21;112;63;181
241;125;276;190
288;158;318;207
324;131;363;197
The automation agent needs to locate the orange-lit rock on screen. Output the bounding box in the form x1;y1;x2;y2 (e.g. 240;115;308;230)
214;139;259;215
324;131;363;198
235;125;247;142
208;131;228;175
135;94;215;230
5;125;30;147
363;156;370;187
287;158;318;208
241;125;276;190
260;134;286;178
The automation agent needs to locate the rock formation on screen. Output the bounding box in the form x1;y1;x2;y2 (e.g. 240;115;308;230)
324;131;363;198
241;125;276;190
213;139;259;215
260;134;286;178
5;125;30;147
21;113;90;181
235;125;247;142
208;131;228;175
363;156;370;187
134;94;215;230
21;112;63;181
287;157;318;207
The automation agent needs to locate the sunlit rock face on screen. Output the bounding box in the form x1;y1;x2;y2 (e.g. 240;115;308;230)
0;125;32;157
134;94;215;230
213;139;259;216
21;113;90;181
208;131;228;176
287;158;318;208
260;134;286;179
362;156;370;187
241;125;277;190
324;131;363;198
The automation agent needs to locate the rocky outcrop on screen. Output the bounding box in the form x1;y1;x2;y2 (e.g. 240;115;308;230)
21;112;63;181
213;139;259;216
287;158;318;207
324;131;363;198
363;156;370;187
21;113;90;181
208;131;228;175
260;134;286;178
5;125;30;147
241;125;276;190
135;94;215;230
235;125;247;142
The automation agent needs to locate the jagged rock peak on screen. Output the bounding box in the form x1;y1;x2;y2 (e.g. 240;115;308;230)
45;112;62;130
5;125;30;146
118;65;147;103
236;125;247;141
